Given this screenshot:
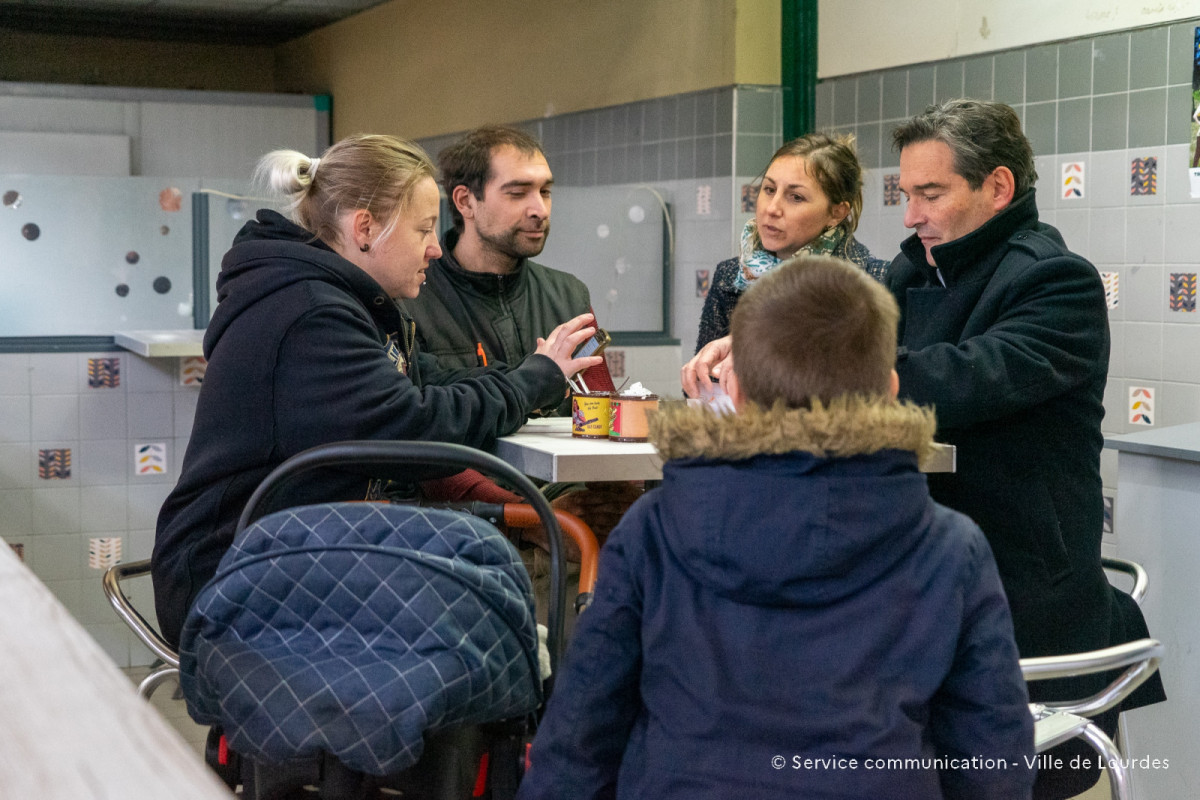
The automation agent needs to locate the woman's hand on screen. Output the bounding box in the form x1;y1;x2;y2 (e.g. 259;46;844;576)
681;335;734;398
536;312;603;380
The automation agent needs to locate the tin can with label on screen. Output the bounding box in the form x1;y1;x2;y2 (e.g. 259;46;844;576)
571;392;612;438
609;394;659;442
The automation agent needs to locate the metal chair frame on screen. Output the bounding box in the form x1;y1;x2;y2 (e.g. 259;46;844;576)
103;560;179;700
1019;556;1161;800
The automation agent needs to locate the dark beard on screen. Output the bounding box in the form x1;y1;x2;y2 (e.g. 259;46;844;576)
480;223;550;260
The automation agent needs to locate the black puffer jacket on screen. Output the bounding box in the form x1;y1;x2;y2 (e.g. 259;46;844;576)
152;210;565;645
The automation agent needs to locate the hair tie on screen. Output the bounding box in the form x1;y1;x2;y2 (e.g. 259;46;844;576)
308;157;321;180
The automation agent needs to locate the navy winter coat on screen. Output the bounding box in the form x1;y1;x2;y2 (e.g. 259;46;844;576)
519;399;1035;800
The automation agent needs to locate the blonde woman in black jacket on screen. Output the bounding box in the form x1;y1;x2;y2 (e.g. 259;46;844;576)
152;134;599;646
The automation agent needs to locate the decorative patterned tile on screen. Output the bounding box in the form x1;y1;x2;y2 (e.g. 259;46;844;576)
1062;162;1085;199
1131;156;1158;195
1102;496;1114;534
740;183;757;213
696;269;711;298
134;442;167;476
884;173;902;206
180;356;207;386
1129;386;1154;426
1101;272;1120;309
87;357;120;388
605;349;626;380
696;184;713;216
1170;273;1197;312
38;448;71;479
87;536;122;570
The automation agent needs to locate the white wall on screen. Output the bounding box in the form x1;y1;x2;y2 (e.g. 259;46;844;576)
0;83;321;179
819;0;1200;77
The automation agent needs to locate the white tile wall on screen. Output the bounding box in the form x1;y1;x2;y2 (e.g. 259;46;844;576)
0;351;201;667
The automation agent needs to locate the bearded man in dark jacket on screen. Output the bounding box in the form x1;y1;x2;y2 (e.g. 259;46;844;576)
402;125;590;384
404;125;636;547
888;99;1165;799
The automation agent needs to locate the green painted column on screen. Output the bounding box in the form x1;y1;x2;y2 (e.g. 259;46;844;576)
781;0;817;140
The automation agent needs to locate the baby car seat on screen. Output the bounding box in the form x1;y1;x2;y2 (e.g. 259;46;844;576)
178;440;576;800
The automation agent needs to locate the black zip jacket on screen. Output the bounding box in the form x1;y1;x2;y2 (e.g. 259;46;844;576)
152;210;565;646
401;228;591;371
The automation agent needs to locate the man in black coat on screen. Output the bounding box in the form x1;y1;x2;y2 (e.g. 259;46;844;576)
888;99;1164;798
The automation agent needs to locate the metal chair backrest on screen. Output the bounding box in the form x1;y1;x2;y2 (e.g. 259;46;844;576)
1019;555;1162;800
102;559;179;700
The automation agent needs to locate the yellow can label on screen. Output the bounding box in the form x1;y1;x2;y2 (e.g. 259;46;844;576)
572;393;611;438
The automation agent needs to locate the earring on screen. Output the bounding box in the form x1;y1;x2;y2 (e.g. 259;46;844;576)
360;242;370;252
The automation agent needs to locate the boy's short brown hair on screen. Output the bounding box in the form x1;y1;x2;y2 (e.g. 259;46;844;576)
731;255;898;407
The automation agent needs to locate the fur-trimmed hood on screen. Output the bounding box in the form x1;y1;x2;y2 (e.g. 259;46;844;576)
651;395;938;466
648;396;943;606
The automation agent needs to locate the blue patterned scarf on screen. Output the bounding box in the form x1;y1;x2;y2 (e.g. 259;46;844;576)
732;219;846;293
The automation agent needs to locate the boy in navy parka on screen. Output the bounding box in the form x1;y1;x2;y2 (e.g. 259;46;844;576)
519;255;1035;800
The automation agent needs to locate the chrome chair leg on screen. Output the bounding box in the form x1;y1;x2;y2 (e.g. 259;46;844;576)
1079;722;1130;800
138;664;181;701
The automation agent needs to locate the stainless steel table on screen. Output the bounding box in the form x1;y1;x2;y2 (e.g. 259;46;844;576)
492;417;955;482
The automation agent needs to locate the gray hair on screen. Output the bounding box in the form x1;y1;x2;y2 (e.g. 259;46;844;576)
891;99;1037;197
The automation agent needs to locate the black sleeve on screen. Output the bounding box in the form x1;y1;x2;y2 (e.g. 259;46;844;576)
272;303;566;456
696;259;740;352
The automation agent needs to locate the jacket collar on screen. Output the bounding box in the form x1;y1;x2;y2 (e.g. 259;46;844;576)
433;227;530;297
899;188;1040;285
651;395;938;467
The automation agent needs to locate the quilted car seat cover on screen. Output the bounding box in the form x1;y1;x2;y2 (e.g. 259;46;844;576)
178;503;541;776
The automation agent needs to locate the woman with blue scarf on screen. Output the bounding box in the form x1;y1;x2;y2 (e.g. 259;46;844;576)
695;132;887;351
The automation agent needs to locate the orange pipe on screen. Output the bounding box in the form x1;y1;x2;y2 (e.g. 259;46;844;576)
502;504;599;595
